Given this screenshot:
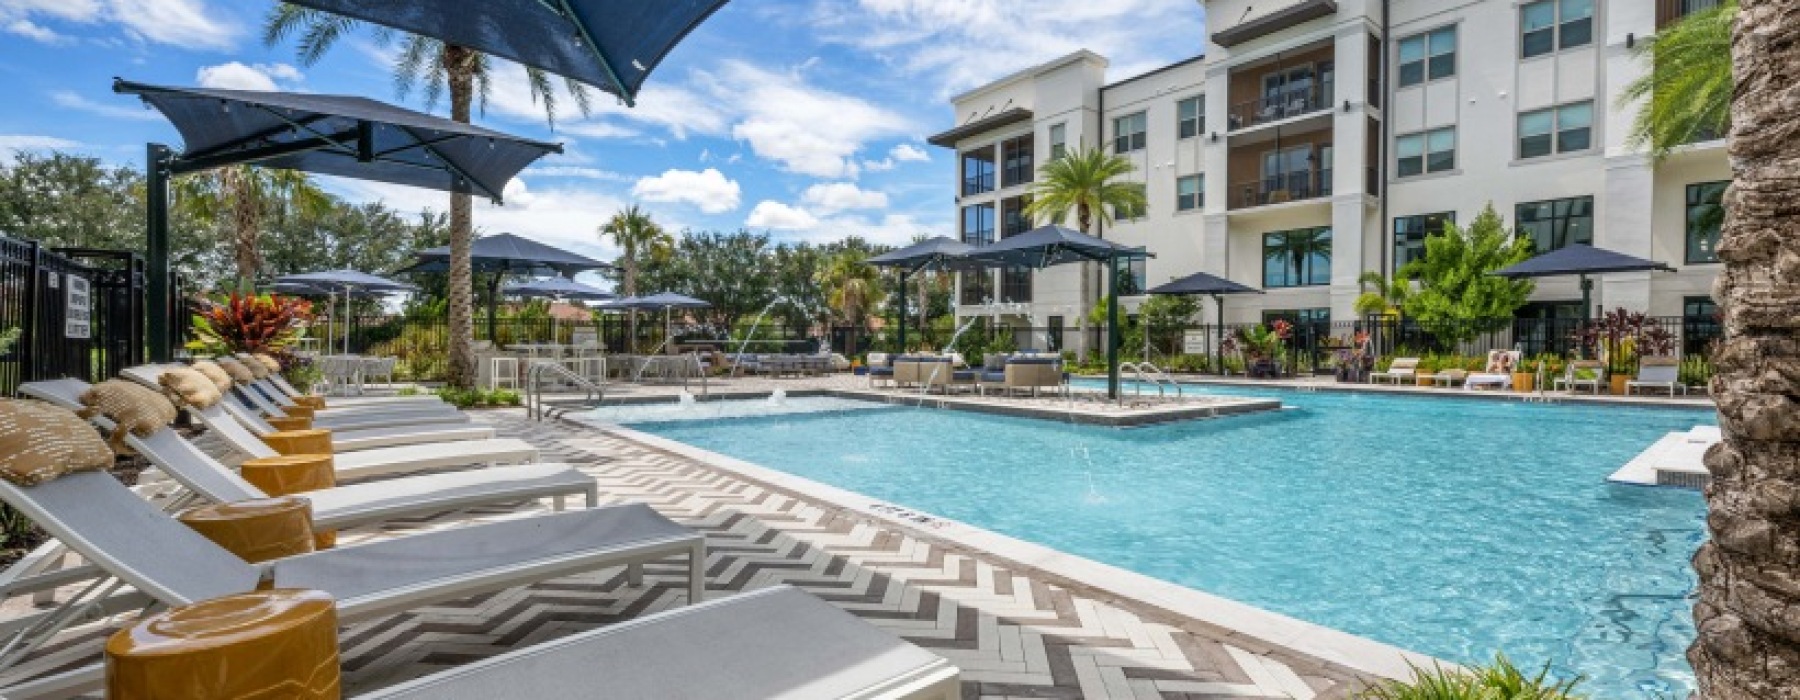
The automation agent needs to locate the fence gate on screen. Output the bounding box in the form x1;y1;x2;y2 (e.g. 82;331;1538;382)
0;234;147;396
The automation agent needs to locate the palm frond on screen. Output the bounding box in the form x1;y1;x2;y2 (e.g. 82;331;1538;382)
525;66;559;128
393;35;437;102
1620;1;1735;159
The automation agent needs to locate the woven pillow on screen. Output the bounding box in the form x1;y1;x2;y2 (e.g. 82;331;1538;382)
159;368;223;410
189;361;235;392
77;380;178;453
215;359;257;385
251;353;283;374
0;399;113;486
236;356;271;379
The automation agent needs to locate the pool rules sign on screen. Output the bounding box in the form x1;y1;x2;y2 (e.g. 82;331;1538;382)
63;275;91;339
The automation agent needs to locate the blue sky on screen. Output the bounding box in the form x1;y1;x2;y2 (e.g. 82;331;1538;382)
0;0;1206;266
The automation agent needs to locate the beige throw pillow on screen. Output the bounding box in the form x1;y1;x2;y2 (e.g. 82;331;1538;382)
0;399;113;486
190;361;235;392
160;368;223;410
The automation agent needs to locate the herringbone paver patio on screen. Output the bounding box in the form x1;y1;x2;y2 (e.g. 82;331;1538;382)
1;410;1374;699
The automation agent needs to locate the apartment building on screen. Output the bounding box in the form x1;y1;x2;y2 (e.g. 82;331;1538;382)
928;0;1727;352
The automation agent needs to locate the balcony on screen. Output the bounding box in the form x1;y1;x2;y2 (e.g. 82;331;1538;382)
1000;268;1032;304
1234;170;1332;210
1229;84;1333;131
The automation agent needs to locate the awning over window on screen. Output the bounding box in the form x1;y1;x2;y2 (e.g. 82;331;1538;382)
927;108;1034;148
1211;0;1338;48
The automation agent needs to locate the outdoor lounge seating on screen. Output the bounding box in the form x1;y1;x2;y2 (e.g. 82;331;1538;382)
1432;369;1469;388
866;352;896;388
1465;351;1520;391
893;356;955;391
0;469;703;699
1626;357;1689;396
217;394;500;452
981;356;1066;397
1556;360;1607;395
1370;357;1419;384
361;585;959;700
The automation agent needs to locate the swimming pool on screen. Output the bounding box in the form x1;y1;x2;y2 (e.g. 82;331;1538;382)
610;386;1712;697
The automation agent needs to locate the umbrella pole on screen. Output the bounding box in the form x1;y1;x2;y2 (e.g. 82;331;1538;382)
1579;274;1593;321
1214;294;1224;376
1106;252;1120;401
897;271;908;355
488;274;502;348
342;287;353;355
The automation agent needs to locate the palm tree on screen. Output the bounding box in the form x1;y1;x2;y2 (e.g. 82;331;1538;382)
1354;271;1410;318
264;5;593;389
1620;1;1734;159
1021;146;1147;234
173;165;330;289
819;249;881;356
1688;1;1800;695
598;205;673;352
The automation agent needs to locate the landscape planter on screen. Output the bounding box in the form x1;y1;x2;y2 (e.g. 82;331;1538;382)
1512;373;1535;393
1610;375;1631;396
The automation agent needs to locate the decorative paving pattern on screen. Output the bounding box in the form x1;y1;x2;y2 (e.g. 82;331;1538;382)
0;411;1372;699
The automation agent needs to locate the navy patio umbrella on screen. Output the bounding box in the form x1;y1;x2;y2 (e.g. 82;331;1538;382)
400;233;613;344
502;277;615;301
118;80;563;361
276;0;729;105
604;293;710;354
274;270;418;354
1147;271;1264;374
962;225;1151;399
868;236;980;353
1491;244;1675;320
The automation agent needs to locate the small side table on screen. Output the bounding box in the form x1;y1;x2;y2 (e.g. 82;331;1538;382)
106;588;340;699
261;429;333;457
265;416;312;432
177;497;316;564
240;455;338;549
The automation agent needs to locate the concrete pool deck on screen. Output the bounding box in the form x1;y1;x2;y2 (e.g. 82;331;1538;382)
0;409;1423;699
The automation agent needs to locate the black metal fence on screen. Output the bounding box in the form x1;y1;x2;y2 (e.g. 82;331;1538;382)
0;234;148;396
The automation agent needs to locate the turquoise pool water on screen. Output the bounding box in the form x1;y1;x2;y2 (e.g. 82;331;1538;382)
621;386;1712;697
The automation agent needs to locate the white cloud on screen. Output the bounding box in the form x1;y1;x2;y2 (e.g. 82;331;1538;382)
804;0;1204;98
5;19;68;43
800;182;888;215
630;168;742;214
321;176;630;262
890;143;931;162
523;166;635;183
745;201;820;231
2;0;237;50
559;121;641;140
0;134;82;159
708;61;914;178
50;91;161;121
776;212;946;246
195;62;304;92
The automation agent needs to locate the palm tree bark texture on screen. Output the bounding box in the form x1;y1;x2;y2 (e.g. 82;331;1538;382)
443;45;477;389
1688;2;1800;697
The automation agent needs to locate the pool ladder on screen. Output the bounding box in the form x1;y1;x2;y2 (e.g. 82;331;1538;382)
1118;362;1183;402
526;360;606;421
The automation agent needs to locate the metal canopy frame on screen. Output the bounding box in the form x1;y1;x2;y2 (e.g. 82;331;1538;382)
1147;272;1264;375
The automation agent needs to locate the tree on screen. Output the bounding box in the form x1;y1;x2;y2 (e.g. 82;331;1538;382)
1022;145;1146;234
0;151;225;283
599;205;673;350
819;247;882;356
1688;0;1800;695
1621;1;1735;160
1354;270;1411;318
1396;204;1535;342
770;242;830;330
265;5;592;389
640;230;773;329
173;165;330;288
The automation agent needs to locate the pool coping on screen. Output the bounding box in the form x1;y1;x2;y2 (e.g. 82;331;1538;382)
576;387;1284;427
1094;375;1718;412
588;419;1447;684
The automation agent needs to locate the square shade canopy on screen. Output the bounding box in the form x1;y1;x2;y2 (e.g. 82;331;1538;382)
276;0;729;105
400;233;613;278
961;225;1151;269
117;79;562;203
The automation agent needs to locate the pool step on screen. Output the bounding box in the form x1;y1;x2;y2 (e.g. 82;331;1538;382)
1608;426;1718;488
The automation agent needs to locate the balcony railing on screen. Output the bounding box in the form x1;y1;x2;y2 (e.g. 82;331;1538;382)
1000;272;1032;304
1228;84;1332;131
1234;170;1332;209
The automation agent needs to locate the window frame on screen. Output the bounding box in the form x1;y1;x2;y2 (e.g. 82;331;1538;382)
1398;26;1457;87
1514;195;1594;252
1176;174;1204;212
1393;211;1455;269
1517;101;1594;159
1048;123;1067;161
1521;0;1594;59
1177;96;1204;140
1685;181;1727;264
1261;227;1333;289
999;134;1035;189
960;145;996;196
1000;195;1033;239
1396;126;1456;178
1113;112;1147;154
960;202;996;246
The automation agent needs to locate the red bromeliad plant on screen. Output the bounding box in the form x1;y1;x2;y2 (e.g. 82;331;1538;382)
191;293;314;354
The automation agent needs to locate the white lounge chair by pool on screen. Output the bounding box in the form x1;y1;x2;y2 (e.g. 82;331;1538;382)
1369;357;1419;385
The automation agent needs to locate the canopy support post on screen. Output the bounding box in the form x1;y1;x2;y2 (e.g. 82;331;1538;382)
1579;274;1594;321
1106;252;1120;401
1213;293;1225;376
897;270;909;355
145;143;173;362
489;274;502;348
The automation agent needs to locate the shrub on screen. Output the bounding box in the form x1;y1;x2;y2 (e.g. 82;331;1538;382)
191;293;314;354
1679;354;1715;387
1356;656;1583;699
432;387;524;409
369;324;449;382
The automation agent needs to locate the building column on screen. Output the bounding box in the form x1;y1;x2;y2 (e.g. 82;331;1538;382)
1600;154;1655;313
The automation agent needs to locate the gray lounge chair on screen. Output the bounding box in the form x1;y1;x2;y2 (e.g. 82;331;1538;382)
1369;357;1419;385
125;365;465;433
362;585;959;700
219;394;499;452
1555;360;1606;395
0;470;703;698
1626;358;1689;396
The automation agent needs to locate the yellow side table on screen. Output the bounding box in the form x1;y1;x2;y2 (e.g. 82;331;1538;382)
261;429;333;457
177;497;316;564
265;415;312;432
106;589;340;699
239;455;338;549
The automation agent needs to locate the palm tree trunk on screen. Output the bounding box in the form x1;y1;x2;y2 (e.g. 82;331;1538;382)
623;250;638;352
227;168;260;290
444;45;477;389
1688;2;1800;697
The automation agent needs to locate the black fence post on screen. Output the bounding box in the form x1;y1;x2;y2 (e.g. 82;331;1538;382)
19;240;40;384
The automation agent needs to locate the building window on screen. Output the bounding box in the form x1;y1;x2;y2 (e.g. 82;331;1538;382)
1112;197;1146;221
1398;27;1456;87
1518;101;1592;159
1262;227;1333;288
961;146;995;195
1396;127;1456;177
1048;123;1067;161
1393;212;1455;269
1000;134;1034;188
1001;266;1033;303
1262;308;1331;325
1113;112;1147;154
1686;181;1727;263
1522;0;1593;59
1114;258;1148;296
961;203;995;246
1001;196;1032;238
1046;316;1064;352
1176;174;1204;212
1516;196;1593;252
1177;97;1204;139
960;270;994;305
1683;295;1720;355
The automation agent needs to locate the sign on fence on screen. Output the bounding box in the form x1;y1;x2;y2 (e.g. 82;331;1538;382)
1182;329;1210;355
64;275;90;339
